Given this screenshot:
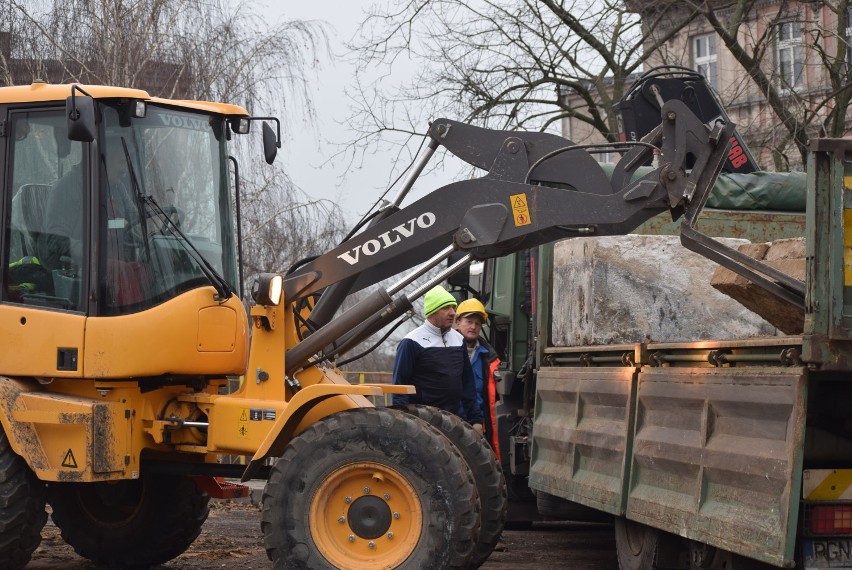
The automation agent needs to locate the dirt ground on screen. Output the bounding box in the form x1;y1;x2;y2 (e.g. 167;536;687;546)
25;500;620;569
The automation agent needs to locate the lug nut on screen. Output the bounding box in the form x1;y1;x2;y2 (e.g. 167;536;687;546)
368;541;376;549
393;512;400;519
383;493;391;500
338;516;345;523
363;486;370;494
387;532;394;539
344;496;352;503
348;535;355;542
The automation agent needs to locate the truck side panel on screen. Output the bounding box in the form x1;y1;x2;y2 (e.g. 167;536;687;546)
630;366;806;566
530;366;637;515
531;364;806;567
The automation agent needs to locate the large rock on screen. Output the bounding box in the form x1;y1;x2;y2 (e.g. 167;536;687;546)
709;237;805;334
551;235;777;347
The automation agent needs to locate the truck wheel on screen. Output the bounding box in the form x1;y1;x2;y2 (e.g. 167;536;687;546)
262;407;480;569
48;473;210;568
615;517;660;570
397;404;508;568
616;517;687;570
0;428;47;570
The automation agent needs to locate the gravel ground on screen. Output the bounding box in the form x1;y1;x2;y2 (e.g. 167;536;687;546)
26;500;619;569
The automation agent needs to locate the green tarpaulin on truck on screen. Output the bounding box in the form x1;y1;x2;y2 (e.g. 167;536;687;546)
600;164;807;212
707;171;806;211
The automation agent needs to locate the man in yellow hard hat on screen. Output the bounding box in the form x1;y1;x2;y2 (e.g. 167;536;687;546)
455;298;503;460
392;285;483;430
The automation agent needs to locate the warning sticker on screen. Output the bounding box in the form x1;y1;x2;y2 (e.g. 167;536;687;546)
263;409;277;421
510;193;532;227
249;409;262;421
238;408;249;437
62;449;78;468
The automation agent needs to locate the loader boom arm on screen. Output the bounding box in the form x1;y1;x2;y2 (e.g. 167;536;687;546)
281;101;741;375
284;100;733;303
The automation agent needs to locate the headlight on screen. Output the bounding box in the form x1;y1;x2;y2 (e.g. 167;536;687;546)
230;117;251;135
251;273;283;306
132;100;146;118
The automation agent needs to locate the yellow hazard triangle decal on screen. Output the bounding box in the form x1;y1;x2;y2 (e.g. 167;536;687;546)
62;449;78;469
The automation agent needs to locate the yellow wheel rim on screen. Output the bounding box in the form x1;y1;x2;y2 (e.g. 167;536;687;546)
309;462;423;569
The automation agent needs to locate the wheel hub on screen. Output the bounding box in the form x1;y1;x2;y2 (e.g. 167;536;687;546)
347;495;392;539
309;461;423;568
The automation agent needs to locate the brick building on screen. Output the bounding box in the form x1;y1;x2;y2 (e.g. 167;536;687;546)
0;31;191;99
562;2;852;171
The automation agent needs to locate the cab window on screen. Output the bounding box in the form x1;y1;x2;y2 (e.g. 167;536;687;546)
3;110;86;311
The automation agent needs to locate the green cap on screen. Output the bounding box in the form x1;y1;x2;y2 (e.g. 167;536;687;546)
423;285;457;317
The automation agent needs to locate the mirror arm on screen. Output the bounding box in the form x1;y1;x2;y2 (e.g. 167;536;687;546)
69;84;94;120
243;116;281;147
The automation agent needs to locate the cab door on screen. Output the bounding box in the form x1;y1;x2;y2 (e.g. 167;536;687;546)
0;106;88;377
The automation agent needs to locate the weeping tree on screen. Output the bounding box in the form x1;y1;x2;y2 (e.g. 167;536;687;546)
0;0;347;281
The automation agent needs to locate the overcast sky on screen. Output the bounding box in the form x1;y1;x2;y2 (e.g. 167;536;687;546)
262;2;455;224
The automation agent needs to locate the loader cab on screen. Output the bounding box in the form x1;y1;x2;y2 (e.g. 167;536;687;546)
2;100;238;315
0;85;249;379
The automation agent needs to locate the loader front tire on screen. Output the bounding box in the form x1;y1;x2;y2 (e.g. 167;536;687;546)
48;472;210;568
397;404;508;568
262;407;480;569
0;428;47;570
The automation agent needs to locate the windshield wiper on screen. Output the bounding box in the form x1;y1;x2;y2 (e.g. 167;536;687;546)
118;138;150;260
142;194;234;302
119;138;233;301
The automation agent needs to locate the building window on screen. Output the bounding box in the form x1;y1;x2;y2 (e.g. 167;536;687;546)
692;33;718;89
846;8;852;68
776;21;804;88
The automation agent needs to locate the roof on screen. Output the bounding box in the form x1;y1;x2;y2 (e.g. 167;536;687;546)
149;97;248;116
0;82;248;116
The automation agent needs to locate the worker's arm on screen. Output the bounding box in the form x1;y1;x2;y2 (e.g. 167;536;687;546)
391;339;418;407
460;351;483;426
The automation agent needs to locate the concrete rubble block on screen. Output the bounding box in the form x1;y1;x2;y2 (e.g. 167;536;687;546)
710;237;805;334
551;235;777;347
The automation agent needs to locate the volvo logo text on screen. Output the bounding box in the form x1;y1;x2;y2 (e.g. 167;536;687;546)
337;212;436;265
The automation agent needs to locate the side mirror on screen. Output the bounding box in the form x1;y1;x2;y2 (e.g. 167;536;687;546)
231;114;280;164
262;122;278;165
66;87;96;142
230;117;251;135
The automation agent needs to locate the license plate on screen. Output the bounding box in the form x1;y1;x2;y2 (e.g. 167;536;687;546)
805;539;852;568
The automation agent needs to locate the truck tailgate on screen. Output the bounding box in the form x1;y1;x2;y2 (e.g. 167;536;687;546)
530;366;637;515
530;365;806;567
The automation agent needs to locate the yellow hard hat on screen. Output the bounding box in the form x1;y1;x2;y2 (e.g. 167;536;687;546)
456;298;488;321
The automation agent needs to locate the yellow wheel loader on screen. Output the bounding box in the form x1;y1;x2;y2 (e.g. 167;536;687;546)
0;81;731;569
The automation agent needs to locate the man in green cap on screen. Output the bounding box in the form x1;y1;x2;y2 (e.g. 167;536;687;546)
392;285;484;430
